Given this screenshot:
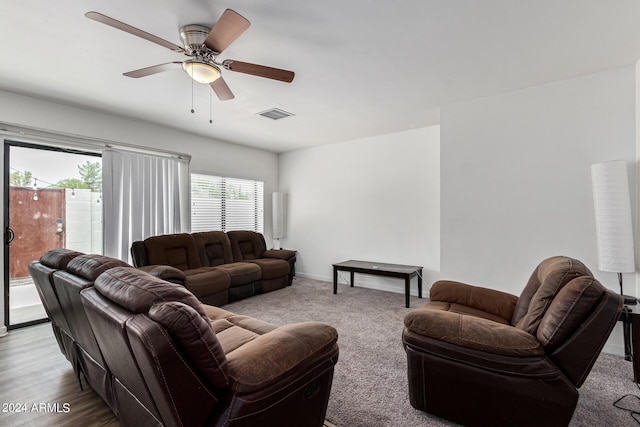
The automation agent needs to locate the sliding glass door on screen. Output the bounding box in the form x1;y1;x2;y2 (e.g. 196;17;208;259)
4;142;102;328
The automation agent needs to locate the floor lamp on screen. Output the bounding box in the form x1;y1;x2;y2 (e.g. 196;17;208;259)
591;160;637;305
272;192;284;250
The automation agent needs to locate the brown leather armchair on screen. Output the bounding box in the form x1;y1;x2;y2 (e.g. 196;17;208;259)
402;256;623;427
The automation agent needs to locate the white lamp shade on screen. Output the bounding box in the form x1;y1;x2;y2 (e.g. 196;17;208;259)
591;160;635;273
272;192;284;239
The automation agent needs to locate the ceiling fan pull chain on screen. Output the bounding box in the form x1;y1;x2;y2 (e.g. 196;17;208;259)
210;90;213;124
191;77;195;113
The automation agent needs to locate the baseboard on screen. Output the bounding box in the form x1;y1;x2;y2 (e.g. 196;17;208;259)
297;272;328;281
602;342;625;357
0;326;8;338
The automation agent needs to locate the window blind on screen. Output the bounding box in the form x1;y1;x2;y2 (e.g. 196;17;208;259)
191;173;264;233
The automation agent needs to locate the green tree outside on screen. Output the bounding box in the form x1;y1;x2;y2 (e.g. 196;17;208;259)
9;170;33;186
9;161;102;192
78;161;101;192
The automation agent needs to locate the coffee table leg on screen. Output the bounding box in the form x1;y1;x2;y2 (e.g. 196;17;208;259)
333;267;338;294
350;271;354;287
418;269;423;299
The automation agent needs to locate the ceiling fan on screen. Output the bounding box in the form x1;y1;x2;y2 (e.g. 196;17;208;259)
85;9;295;101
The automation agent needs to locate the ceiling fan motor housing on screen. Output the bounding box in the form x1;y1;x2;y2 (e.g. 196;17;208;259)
179;24;215;57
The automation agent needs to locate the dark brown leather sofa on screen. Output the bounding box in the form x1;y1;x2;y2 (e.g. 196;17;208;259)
131;231;296;306
30;249;337;427
81;266;338;426
402;256;623;427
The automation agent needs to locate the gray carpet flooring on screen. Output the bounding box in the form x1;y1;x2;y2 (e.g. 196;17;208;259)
225;277;640;427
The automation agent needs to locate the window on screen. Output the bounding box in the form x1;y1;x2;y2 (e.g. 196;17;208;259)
191;173;264;233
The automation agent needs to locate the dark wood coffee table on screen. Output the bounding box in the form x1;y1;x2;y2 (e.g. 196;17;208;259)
332;260;423;308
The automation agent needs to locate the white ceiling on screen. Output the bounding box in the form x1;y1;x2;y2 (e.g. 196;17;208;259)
2;1;640;153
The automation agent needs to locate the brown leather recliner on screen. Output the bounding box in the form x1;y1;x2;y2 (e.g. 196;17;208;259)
402;256;623;427
80;267;339;427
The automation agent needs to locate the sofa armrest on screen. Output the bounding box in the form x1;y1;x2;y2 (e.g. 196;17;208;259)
404;308;542;357
138;265;186;283
430;280;518;322
225;321;338;393
263;249;296;260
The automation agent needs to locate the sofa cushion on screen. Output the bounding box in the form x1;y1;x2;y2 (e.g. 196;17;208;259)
144;233;201;271
40;248;84;270
66;254;131;281
215;262;262;287
404;308;543;357
247;258;290;280
210;313;279;354
513;256;592;333
94;267;208;319
536;276;605;350
228;230;267;261
183;268;231;298
193;231;235;266
225;322;338;393
148;301;229;389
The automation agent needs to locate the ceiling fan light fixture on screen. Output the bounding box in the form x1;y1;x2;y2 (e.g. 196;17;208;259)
182;60;220;84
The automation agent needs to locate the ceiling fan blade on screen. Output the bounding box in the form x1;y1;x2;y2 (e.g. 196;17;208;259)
85;11;184;52
223;60;295;83
210;77;235;100
123;62;182;78
204;9;250;53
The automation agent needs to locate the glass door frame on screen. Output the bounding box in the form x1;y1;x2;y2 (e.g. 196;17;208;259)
3;140;101;330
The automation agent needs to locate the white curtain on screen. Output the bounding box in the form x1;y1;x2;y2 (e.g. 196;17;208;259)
102;149;190;262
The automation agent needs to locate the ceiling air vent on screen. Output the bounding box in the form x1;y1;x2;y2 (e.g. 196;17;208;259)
257;108;294;120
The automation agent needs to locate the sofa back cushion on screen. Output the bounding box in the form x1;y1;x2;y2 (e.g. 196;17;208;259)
192;231;234;266
144;233;201;271
512;256;601;351
91;266;229;392
94;266;208;320
148;301;229;389
40;248;85;270
535;276;605;350
66;254;131;281
512;256;591;327
227;231;266;261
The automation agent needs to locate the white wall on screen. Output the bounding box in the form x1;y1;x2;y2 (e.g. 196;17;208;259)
440;66;637;356
64;188;103;254
278;126;440;296
0;90;279;334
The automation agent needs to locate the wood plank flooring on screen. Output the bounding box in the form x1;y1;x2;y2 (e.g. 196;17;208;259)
0;322;118;426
